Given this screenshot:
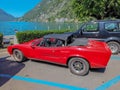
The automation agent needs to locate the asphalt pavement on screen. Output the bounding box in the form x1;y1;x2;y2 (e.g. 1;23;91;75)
0;49;120;90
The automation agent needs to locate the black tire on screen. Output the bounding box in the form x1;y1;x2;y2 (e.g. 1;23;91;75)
68;58;89;76
107;41;120;54
13;49;25;62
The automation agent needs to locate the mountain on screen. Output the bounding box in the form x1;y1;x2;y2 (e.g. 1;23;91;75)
0;9;15;21
19;0;77;22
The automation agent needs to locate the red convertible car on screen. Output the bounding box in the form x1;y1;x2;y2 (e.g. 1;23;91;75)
7;33;111;76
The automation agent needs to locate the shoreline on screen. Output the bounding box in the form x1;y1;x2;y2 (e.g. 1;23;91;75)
3;35;15;38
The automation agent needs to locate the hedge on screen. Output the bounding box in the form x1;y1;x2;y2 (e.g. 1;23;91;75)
16;30;71;43
0;33;3;47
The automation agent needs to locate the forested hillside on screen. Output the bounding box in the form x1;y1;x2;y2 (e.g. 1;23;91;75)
19;0;120;22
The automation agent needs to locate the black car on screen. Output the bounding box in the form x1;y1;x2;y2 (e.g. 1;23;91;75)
74;20;120;54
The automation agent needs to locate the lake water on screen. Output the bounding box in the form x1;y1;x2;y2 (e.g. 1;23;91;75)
0;21;81;35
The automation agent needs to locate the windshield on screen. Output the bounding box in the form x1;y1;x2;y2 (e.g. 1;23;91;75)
31;39;42;46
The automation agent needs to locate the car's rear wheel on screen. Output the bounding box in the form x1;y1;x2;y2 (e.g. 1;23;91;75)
107;41;120;54
13;49;25;62
68;58;89;76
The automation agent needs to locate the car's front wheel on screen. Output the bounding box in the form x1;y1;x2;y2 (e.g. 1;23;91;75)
13;49;25;62
107;41;120;54
68;58;89;76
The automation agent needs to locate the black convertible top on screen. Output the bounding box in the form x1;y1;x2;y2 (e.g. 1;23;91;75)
68;38;88;46
43;33;73;41
43;33;88;46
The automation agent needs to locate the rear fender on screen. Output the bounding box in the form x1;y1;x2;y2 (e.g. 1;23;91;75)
105;37;120;44
66;56;90;67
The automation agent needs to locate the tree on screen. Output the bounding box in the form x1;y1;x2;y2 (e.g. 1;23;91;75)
72;0;120;20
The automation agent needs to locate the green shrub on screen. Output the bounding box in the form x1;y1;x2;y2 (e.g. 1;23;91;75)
16;30;71;43
0;33;3;47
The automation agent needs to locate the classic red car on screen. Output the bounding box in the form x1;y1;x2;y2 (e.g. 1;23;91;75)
7;33;111;76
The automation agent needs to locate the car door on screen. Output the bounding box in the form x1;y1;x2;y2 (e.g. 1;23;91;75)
80;22;100;38
104;22;120;38
31;38;55;62
52;46;70;64
33;46;55;62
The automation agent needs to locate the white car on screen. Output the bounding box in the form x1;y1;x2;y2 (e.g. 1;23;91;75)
2;38;11;47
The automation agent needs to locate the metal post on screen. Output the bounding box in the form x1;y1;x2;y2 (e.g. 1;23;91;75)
48;26;50;31
14;29;18;44
68;26;70;30
59;25;61;30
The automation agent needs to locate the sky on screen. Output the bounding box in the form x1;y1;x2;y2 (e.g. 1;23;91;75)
0;0;41;17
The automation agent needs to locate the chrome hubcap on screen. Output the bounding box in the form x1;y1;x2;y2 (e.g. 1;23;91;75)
73;61;83;71
109;44;118;53
14;51;21;61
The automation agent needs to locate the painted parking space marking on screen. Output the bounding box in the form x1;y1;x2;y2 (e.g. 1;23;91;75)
0;55;119;90
0;74;87;90
111;55;120;60
96;75;120;90
1;74;120;90
0;74;120;90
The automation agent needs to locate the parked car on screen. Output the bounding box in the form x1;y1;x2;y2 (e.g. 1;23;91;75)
73;20;120;54
7;33;111;76
2;38;11;47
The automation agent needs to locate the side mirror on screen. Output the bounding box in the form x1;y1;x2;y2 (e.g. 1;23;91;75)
80;29;83;35
77;29;83;36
